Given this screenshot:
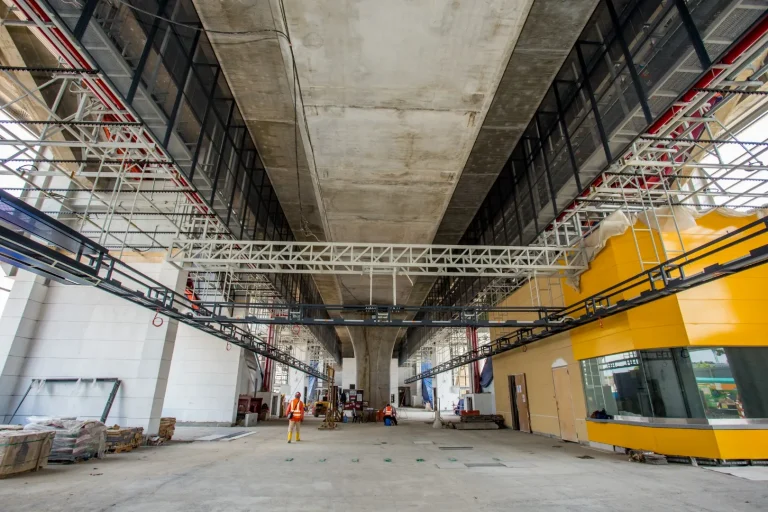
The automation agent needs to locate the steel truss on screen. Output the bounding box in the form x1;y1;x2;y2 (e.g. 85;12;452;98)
405;215;768;382
0;0;340;363
167;240;588;277
0;189;328;381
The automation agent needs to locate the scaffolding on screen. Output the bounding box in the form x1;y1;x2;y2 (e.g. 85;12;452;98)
0;0;340;367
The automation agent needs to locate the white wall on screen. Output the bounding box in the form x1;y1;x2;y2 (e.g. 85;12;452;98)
0;262;185;433
342;357;356;390
161;323;245;425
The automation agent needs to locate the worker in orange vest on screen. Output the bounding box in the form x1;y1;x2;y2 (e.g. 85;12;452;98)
287;392;304;443
383;404;398;425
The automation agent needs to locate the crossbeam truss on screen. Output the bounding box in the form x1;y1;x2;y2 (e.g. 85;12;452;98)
167;240;588;277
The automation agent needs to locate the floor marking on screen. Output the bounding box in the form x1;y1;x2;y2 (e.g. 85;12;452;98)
220;432;257;442
416;458;425;462
285;458;293;462
384;458;392;462
352;458;359;463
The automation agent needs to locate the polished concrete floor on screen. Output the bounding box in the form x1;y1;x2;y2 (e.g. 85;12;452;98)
1;416;765;512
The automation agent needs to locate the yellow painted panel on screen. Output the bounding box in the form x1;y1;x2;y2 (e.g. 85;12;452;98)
651;428;720;459
678;298;768;325
572;333;636;361
630;324;690;350
569;312;633;343
677;274;768;301
586;422;720;458
714;430;768;460
685;323;768;347
626;296;683;330
586;422;657;451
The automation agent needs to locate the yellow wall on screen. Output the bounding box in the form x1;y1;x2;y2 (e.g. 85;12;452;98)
564;212;768;359
489;211;768;457
493;333;589;441
491;279;588;441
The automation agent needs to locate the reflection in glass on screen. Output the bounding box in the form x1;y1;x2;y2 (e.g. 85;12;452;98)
582;347;768;421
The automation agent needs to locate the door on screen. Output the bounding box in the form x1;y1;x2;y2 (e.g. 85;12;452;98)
507;376;520;430
552;366;578;442
513;374;531;433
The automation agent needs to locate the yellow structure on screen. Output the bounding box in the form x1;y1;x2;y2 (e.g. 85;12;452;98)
491;211;768;460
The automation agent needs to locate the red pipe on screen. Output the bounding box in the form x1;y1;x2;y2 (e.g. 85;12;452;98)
466;326;481;393
11;0;212;219
262;322;274;392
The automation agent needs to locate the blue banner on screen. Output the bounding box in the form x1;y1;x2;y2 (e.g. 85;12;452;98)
421;361;433;407
479;357;493;389
308;361;319;400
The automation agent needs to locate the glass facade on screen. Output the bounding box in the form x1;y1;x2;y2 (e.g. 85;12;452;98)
401;0;765;362
581;347;768;421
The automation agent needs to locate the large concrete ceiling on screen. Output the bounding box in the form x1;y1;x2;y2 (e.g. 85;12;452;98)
194;1;598;381
283;0;533;244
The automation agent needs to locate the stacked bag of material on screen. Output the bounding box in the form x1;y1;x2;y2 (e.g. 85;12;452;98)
0;430;56;478
24;418;106;463
158;417;176;440
105;426;144;453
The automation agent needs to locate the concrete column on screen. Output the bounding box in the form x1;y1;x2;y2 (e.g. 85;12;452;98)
286;341;308;398
162;286;250;426
0;271;48;421
161;324;246;426
137;262;187;434
348;327;397;408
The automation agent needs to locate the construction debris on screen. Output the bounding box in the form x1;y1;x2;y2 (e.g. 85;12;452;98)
159;417;176;441
0;430;56;478
106;426;144;453
629;450;668;465
448;414;504;430
0;425;23;431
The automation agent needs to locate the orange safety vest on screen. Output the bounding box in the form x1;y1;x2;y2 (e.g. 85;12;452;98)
288;398;304;421
384;406;394;416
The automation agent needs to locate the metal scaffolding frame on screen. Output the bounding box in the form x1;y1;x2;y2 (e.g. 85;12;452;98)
0;0;340;366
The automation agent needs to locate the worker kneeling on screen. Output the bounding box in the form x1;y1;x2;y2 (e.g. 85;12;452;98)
383;404;398;426
287;392;304;443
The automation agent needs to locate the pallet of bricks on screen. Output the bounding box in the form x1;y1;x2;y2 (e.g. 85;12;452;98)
0;428;56;478
23;418;107;463
159;417;175;440
106;426;144;453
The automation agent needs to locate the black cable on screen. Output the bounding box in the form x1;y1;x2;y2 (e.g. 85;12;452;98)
278;0;321;240
112;0;288;38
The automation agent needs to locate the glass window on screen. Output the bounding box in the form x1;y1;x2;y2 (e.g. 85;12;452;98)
582;347;768;421
690;347;768;419
581;351;653;417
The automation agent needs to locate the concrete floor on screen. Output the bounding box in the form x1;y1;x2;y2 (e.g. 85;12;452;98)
1;417;765;512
